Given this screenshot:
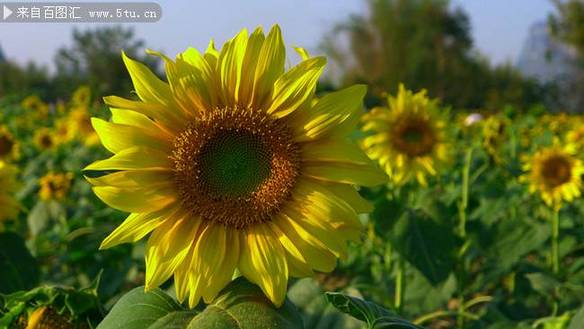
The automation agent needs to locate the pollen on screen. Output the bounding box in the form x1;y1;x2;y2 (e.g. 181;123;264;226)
172;107;300;229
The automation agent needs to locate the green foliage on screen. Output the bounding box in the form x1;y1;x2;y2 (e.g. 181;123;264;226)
97;277;303;329
325;293;423;329
288;279;362;329
0;277;103;328
0;233;39;294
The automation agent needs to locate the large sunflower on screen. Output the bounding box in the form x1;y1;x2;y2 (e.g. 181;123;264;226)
361;85;448;186
0;161;20;222
521;145;583;210
85;25;385;307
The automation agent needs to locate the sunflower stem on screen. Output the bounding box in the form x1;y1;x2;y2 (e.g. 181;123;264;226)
551;209;560;275
458;148;473;238
456;147;473;329
394;257;406;313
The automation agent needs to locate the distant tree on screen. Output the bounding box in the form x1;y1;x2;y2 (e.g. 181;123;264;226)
549;0;584;57
548;0;584;112
0;61;51;98
54;26;156;98
322;0;550;111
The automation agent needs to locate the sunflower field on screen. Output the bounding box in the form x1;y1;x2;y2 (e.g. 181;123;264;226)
1;20;584;329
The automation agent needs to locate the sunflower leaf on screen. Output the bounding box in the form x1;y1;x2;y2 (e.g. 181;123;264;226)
190;277;304;329
96;286;184;329
324;292;423;329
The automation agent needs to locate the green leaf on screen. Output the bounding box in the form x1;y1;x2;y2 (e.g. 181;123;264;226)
191;277;303;329
324;292;423;329
568;306;584;329
98;278;303;329
149;311;198;329
483;219;549;273
0;233;39;294
287;278;362;329
97;286;183;329
525;272;560;297
27;202;50;236
389;209;458;285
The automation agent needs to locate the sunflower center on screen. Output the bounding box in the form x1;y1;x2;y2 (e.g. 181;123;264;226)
391;117;435;157
199;131;271;198
172;107;300;229
541;155;572;188
41;135;53;148
0;135;14;157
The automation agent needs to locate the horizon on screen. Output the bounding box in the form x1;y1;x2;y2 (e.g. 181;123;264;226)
0;0;555;71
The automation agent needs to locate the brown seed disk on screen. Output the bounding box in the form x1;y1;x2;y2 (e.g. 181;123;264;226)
541;155;572;188
171;107;300;229
390;115;436;157
0;134;14;157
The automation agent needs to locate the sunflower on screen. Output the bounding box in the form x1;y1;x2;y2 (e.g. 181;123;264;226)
33;128;55;150
566;126;584;151
84;25;384;307
71;85;92;108
361;84;448;186
39;172;73;201
68;108;99;146
0;126;20;162
0;161;20;222
520;145;584;210
23;307;75;329
53;119;75;145
21;95;49;119
482;115;510;164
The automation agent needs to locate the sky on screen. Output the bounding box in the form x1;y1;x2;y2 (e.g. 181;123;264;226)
0;0;556;70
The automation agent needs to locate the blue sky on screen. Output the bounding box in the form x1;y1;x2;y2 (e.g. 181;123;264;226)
0;0;555;69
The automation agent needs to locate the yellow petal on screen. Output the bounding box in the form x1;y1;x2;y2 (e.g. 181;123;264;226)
293;46;310;61
176;47;218;111
219;29;248;105
273;213;337;273
302;139;373;165
92;185;176;213
122;51;174;107
252;25;285;107
110;108;167;136
198;225;240;303
100;207;176;249
145;213;202;290
92;118;171;153
283;205;347;259
103;96;185;132
292;85;367;141
238;27;266;108
294;179;362;232
239;224;288;306
303;162;387;187
268;222;312;277
84;146;172;171
267;57;326;118
324;183;373;213
86;170;173;188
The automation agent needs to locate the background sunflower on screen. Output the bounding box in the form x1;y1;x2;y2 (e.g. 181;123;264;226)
361;84;449;186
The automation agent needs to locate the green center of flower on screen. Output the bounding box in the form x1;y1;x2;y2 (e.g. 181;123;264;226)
199;131;271;198
172;107;300;229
